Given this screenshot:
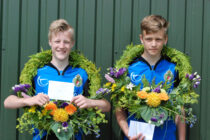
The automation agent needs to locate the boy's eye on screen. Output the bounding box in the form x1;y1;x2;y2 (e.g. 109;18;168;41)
64;40;70;44
55;40;60;43
145;38;152;41
156;38;162;42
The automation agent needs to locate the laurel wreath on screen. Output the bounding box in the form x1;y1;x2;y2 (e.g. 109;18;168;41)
19;49;101;97
111;43;199;109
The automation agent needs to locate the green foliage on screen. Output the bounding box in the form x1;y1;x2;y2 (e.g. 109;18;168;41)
105;44;199;126
19;50;101;96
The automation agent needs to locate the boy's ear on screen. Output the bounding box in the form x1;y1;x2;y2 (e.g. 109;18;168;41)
139;34;143;43
48;40;52;47
164;35;168;45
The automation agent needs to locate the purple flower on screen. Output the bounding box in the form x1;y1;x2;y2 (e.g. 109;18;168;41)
96;88;110;95
105;74;115;83
159;113;165;119
13;86;21;93
153;86;160;93
185;73;189;78
151;117;158;122
109;67;115;76
62;122;68;127
60;102;69;108
115;68;126;78
193;84;198;88
189;74;194;80
24;84;31;89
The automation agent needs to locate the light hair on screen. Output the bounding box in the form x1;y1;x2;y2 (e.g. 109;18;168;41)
141;15;169;35
48;19;75;41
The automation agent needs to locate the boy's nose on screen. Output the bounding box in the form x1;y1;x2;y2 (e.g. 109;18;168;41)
151;40;157;46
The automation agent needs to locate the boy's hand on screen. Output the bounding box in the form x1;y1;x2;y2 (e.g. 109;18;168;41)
129;133;145;140
71;95;92;109
24;93;49;106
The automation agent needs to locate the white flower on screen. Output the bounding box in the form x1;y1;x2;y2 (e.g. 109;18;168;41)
194;72;197;75
126;83;135;90
160;120;163;125
57;128;61;133
160;89;166;93
148;120;151;124
142;87;151;92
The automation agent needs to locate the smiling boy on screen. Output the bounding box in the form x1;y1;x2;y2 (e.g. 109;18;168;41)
4;19;110;140
115;15;186;140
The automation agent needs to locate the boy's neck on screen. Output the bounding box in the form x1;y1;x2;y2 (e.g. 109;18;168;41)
50;59;69;71
141;53;161;66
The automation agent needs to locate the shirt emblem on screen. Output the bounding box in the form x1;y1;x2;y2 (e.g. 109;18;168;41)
73;74;83;87
164;70;174;82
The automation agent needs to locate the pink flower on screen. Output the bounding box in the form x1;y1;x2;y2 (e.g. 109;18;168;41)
105;74;115;83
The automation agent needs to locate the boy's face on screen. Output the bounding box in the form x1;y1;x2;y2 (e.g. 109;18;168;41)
49;31;74;62
140;29;168;58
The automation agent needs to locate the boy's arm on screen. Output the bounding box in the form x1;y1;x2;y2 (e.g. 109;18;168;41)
176;115;186;140
71;95;111;112
4;93;49;109
115;108;144;140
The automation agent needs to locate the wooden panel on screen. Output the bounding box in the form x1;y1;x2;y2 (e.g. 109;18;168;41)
200;0;210;139
151;0;168;19
77;0;96;61
114;0;132;61
168;0;186;52
59;0;77;44
95;1;114;139
185;0;203;139
17;1;40;140
40;0;59;50
0;0;20;140
132;0;150;44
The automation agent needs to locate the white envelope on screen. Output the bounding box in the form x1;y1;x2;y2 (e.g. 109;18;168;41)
128;120;155;140
48;81;74;101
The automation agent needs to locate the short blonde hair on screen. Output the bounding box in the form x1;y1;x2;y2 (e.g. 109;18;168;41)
48;19;75;41
141;15;169;35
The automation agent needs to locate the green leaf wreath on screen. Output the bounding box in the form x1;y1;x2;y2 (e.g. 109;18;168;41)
103;44;200;127
15;50;107;140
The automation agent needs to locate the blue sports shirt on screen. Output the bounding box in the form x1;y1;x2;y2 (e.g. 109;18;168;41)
33;63;88;140
126;56;178;140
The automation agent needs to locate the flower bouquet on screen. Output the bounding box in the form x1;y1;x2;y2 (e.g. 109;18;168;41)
102;44;200;127
14;50;108;140
104;67;200;127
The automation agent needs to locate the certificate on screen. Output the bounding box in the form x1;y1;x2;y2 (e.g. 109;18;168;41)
48;81;74;101
128;120;155;140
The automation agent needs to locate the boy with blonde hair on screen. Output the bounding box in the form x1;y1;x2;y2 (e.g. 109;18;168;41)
4;19;110;140
115;15;186;140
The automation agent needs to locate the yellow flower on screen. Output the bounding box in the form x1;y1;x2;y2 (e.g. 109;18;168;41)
28;106;36;113
159;92;169;101
111;83;117;92
105;82;111;87
53;109;69;122
146;92;161;107
137;91;148;99
41;109;48;116
121;86;125;92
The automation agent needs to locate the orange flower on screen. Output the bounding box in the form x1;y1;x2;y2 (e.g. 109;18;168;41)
159;92;169;101
137;91;148;99
65;104;77;115
45;102;57;115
